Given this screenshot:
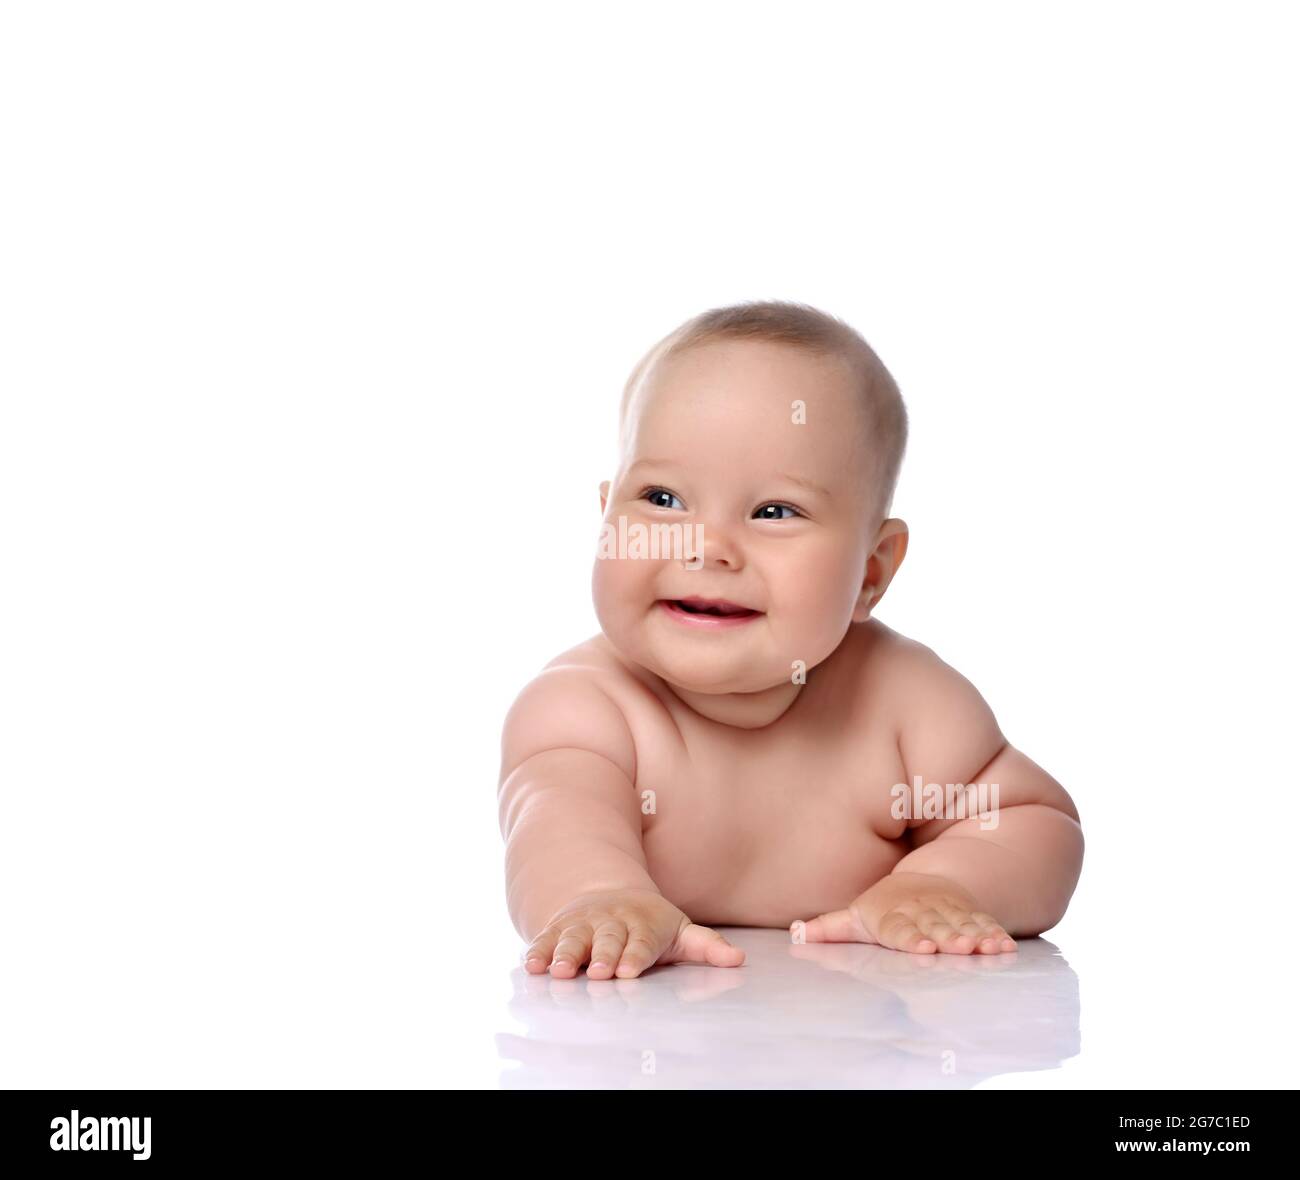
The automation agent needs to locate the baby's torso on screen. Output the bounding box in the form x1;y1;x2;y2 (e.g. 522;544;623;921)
565;623;912;927
634;709;909;927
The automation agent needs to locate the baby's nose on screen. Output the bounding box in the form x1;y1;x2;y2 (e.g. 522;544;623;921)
694;521;744;570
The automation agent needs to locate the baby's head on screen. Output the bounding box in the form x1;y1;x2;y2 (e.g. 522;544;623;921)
592;301;909;704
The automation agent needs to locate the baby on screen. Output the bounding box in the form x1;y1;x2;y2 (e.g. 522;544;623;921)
499;301;1084;979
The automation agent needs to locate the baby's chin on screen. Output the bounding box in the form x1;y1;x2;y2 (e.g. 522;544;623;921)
661;670;793;699
610;631;793;696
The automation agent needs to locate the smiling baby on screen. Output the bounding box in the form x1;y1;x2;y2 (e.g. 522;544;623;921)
499;301;1084;978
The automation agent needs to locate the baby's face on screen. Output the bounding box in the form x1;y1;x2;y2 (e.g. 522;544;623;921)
593;338;882;695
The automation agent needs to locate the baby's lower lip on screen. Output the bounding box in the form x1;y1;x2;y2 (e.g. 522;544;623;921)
657;600;763;629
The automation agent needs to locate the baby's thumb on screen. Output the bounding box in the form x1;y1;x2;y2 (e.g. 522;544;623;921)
794;908;870;943
674;923;746;967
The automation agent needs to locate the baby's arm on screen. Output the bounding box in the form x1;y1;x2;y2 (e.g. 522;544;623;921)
800;650;1084;953
499;667;744;977
894;740;1083;939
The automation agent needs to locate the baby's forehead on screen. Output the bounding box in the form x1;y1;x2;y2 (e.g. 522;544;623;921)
619;340;876;488
623;337;868;433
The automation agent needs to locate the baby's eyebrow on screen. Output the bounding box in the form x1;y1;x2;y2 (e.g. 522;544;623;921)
776;472;832;498
627;458;832;499
625;458;686;481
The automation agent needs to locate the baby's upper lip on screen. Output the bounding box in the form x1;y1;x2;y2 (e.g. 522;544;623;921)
666;596;763;615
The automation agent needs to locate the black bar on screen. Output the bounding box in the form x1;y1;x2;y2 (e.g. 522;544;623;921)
3;1089;1292;1166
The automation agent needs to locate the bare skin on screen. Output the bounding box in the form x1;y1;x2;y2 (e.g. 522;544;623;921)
499;338;1084;978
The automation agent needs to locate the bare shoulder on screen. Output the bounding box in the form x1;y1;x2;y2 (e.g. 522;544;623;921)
499;635;644;785
855;620;1006;785
864;620;1079;821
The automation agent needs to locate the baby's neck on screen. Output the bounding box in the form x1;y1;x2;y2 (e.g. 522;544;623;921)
666;678;804;730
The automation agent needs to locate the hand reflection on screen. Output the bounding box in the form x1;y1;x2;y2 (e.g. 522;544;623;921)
497;928;1079;1088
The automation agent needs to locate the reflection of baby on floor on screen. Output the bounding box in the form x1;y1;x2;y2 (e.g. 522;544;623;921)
497;932;1079;1089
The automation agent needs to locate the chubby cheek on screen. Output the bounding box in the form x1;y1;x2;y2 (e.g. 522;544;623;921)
591;556;658;644
765;545;863;657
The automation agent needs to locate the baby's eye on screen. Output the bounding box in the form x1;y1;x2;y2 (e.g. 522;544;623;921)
753;503;801;520
644;488;685;510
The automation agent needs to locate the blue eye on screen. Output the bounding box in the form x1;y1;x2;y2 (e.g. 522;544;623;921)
645;488;685;510
753;503;800;520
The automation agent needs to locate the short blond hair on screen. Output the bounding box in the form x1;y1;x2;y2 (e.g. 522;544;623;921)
620;300;908;521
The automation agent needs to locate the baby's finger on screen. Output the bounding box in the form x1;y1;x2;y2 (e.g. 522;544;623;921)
795;908;866;943
930;904;998;951
915;908;976;954
523;928;560;974
549;923;594;978
587;921;629;979
932;902;1014;954
675;923;746;967
876;910;937;954
970;911;1017;953
614;927;662;979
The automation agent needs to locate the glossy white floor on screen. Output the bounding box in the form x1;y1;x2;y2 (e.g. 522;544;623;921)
496;929;1078;1090
4;883;1292;1090
484;909;1294;1090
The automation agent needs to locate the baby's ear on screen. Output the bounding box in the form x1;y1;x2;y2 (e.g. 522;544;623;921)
857;518;909;619
598;480;610;514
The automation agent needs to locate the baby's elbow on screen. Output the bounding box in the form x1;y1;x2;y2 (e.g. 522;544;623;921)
1017;889;1074;938
1022;811;1084;935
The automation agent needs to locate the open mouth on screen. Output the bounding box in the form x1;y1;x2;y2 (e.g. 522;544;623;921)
658;597;763;627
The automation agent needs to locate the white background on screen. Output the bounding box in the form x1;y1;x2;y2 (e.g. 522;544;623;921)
2;1;1296;1088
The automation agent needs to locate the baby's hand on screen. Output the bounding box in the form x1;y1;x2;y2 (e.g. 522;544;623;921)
795;872;1017;955
524;888;746;979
